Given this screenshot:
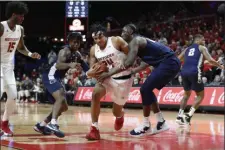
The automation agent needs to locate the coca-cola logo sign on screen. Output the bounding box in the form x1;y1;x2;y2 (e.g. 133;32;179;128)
218;92;224;104
74;87;224;107
163;90;184;103
128;90;141;101
82;89;92;99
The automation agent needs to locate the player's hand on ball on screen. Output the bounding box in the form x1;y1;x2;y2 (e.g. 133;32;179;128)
31;52;41;59
86;62;108;78
69;62;81;69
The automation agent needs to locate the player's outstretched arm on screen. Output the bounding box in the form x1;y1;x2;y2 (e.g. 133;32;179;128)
17;26;41;59
0;23;4;37
199;45;224;70
131;61;149;75
55;49;80;70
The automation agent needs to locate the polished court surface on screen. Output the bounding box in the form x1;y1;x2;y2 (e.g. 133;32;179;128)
0;103;224;150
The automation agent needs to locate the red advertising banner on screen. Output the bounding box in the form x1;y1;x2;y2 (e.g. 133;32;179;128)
74;87;224;107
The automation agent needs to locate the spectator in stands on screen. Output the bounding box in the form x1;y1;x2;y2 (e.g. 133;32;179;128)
158;32;168;45
202;77;209;86
209;75;222;86
84;78;95;86
32;82;44;103
178;75;183;85
31;69;38;80
133;73;140;86
20;77;34;102
48;49;57;64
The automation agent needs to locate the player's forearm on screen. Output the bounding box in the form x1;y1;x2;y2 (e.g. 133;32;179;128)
208;59;224;69
107;67;125;76
55;63;72;70
17;46;32;57
124;58;135;69
131;62;149;74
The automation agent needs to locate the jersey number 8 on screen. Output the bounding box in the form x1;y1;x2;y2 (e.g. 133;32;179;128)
188;48;195;56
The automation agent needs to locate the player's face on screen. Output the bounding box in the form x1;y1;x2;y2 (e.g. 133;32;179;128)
92;32;107;48
13;14;25;25
199;37;206;46
121;27;131;41
69;39;81;51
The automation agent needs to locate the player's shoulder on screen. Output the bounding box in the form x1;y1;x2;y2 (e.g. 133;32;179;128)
0;23;4;37
58;47;69;56
90;45;96;53
198;45;207;52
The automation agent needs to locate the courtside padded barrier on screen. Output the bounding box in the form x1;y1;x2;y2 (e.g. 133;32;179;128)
74;87;224;111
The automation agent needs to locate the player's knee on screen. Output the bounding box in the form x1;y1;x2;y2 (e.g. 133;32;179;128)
92;87;105;101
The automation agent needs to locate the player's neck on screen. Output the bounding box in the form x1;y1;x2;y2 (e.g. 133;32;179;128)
7;19;16;30
99;37;108;50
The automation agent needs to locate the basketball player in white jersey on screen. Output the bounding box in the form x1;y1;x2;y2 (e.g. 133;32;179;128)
85;24;148;140
0;2;41;136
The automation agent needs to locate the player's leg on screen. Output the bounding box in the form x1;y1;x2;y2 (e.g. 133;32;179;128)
112;103;124;131
130;70;162;137
176;75;192;125
130;57;180;136
112;78;133;131
86;83;106;140
46;88;68;138
183;75;204;125
34;99;68;135
1;67;17;136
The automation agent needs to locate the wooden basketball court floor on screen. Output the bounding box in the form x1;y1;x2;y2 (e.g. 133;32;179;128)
0;102;224;150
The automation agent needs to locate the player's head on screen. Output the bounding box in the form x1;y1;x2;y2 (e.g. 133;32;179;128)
193;34;205;46
121;24;137;42
90;23;107;48
5;2;28;25
67;32;83;51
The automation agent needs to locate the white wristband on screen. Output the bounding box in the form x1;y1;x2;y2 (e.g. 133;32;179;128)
28;52;32;57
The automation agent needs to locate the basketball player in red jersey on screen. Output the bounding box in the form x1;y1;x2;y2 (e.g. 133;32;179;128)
85;24;148;140
0;2;41;136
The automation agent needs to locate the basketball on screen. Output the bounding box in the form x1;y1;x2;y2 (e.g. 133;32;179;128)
86;61;108;78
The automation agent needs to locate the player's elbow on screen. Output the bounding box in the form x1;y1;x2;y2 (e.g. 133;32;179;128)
208;58;215;64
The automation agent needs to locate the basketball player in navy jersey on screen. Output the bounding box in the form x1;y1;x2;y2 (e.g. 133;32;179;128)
98;24;181;137
176;34;224;125
33;32;88;138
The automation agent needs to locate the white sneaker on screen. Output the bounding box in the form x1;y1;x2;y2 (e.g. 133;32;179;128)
129;123;152;137
176;116;186;125
151;120;169;135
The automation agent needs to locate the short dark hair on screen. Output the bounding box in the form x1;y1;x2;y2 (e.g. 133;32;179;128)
193;34;203;42
5;2;29;18
67;32;83;42
89;23;107;35
125;23;137;34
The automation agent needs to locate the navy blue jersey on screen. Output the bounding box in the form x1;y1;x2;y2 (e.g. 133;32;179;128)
181;44;203;75
42;48;88;79
137;38;175;67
